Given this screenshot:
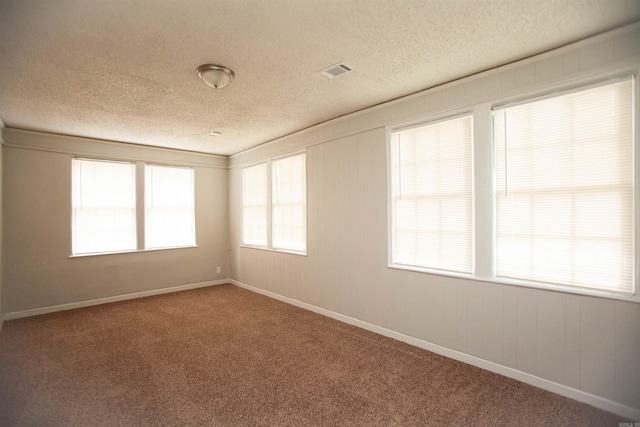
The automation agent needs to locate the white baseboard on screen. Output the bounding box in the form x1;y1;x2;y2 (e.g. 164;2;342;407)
3;280;228;321
230;279;640;421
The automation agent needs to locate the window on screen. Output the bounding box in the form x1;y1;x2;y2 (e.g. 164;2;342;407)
493;78;634;294
390;114;473;274
242;163;268;247
388;76;636;298
72;159;197;255
272;154;307;252
72;159;136;255
242;152;307;254
145;165;196;249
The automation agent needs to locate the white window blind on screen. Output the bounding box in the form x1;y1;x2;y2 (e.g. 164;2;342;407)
242;163;268;247
72;159;136;254
145;165;195;249
390;114;473;274
272;153;307;252
494;78;634;293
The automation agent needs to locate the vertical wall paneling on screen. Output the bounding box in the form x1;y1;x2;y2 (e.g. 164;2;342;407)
481;283;504;365
228;24;640;417
563;294;582;390
579;39;615;70
535;55;565;83
580;297;617;401
502;285;519;369
441;280;458;351
536;292;566;385
454;280;469;354
466;281;485;358
516;287;538;375
614;27;640;60
615;302;640;409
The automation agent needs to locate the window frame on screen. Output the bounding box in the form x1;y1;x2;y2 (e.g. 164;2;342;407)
72;158;137;256
386;70;638;302
492;76;635;296
242;161;269;248
387;112;475;276
70;157;198;257
241;151;308;256
144;163;197;250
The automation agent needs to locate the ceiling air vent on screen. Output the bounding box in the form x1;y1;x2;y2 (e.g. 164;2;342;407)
317;62;353;80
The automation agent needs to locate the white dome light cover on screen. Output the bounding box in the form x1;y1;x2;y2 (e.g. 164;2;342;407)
197;64;235;89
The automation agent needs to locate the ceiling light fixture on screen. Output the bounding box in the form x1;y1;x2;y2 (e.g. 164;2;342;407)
208;131;222;137
197;64;235;89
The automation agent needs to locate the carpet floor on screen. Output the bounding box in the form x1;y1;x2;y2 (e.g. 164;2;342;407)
0;284;626;426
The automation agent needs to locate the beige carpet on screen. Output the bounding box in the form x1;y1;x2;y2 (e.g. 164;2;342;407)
0;284;626;426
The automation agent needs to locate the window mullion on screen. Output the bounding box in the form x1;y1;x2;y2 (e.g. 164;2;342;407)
136;161;145;251
267;160;273;248
474;104;494;280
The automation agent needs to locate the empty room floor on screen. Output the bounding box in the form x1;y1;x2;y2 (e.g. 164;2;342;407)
0;284;624;426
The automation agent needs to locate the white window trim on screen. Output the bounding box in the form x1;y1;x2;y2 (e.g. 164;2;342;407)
145;163;197;250
387;69;639;303
69;245;198;258
387;111;475;276
241;151;308;256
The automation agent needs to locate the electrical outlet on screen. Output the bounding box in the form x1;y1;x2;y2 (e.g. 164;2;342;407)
216;266;221;274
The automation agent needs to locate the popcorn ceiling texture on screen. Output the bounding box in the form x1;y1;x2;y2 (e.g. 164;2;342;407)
0;0;638;156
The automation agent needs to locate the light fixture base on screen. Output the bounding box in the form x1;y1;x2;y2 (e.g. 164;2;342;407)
197;64;235;89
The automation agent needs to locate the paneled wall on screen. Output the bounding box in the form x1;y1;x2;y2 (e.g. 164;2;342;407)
229;24;640;416
2;129;229;313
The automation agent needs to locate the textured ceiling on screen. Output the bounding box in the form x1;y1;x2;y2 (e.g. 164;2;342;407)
1;0;639;156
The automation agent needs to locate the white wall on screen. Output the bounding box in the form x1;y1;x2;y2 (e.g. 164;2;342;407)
229;24;640;418
2;129;229;313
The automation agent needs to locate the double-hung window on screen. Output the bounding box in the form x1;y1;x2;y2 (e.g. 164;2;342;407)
242;152;307;254
493;78;634;294
272;154;307;252
242;163;269;247
72;159;137;255
145;165;196;249
389;114;473;274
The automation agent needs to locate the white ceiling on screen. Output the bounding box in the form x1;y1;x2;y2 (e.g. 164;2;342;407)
1;0;639;156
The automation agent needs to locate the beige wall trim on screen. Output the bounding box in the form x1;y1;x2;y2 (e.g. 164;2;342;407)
230;279;640;420
3;127;228;169
3;280;228;321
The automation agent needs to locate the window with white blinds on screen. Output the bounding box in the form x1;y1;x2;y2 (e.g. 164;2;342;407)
390;114;473;274
272;153;307;252
241;153;307;254
145;165;196;249
493;78;634;293
72;159;136;255
242;163;268;247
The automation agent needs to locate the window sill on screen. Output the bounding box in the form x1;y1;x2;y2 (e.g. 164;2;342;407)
240;244;307;257
70;245;198;258
387;264;638;304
